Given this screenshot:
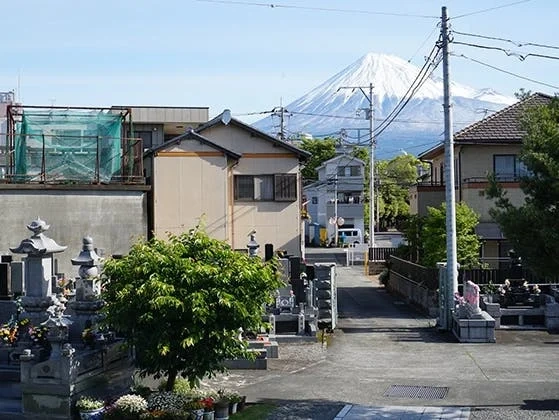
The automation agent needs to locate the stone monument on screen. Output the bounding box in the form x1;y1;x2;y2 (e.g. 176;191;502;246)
68;236;104;340
10;218;67;325
8;220;133;419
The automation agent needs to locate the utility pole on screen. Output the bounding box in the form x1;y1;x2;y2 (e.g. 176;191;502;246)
272;104;289;141
441;6;458;330
334;174;339;246
337;84;375;248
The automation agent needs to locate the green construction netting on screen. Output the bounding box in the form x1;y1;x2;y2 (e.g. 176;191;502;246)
15;110;123;183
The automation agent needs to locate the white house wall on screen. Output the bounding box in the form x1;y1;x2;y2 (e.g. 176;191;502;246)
152;140;229;240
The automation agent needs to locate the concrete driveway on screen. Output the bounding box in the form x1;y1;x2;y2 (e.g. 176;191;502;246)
205;266;559;419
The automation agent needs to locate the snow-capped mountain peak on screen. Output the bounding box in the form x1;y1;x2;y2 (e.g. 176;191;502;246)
253;52;516;156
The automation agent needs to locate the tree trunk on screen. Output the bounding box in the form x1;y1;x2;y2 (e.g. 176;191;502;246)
166;368;178;392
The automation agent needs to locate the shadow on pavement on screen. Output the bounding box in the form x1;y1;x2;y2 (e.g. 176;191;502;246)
338;326;456;343
522;399;559;410
255;398;345;420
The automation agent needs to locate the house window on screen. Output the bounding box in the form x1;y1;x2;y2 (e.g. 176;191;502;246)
337;166;361;177
494;155;527;180
234;174;297;202
234;176;254;200
274;174;297;201
311;196;318;204
255;175;274;200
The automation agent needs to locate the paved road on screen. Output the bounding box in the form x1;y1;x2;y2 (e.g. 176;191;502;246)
206;266;559;419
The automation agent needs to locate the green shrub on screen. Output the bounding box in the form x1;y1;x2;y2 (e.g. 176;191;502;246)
76;395;104;411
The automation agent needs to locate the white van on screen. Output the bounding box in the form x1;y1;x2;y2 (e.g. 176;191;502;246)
337;228;363;245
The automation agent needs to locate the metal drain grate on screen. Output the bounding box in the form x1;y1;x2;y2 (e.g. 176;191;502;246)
384;385;449;400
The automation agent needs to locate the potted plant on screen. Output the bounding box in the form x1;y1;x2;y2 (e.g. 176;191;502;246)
201;396;214;420
184;399;205;420
227;392;241;415
482;281;498;303
76;396;104;420
213;389;230;420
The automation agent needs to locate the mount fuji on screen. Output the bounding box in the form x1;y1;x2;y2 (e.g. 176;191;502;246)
252;53;516;157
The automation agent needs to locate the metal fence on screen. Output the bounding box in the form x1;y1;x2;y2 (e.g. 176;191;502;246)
368;247;398;262
388;256;559;291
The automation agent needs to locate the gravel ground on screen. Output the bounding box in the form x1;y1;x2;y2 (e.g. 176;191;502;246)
470;408;559;419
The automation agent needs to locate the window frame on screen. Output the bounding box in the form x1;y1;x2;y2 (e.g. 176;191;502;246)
494;154;525;181
233;173;298;202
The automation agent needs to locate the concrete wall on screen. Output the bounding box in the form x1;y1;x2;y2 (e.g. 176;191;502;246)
387;270;438;317
152;140;230;240
461;185;525;222
0;186;148;277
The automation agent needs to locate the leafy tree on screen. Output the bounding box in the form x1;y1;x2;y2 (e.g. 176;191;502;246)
376;154;428;230
421;202;481;268
397;214;422;263
487;96;559;277
299;137;336;181
101;228;283;391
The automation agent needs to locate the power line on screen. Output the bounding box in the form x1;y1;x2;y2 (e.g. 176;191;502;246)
374;42;442;136
452;30;559;51
408;23;440;63
453;41;559;61
375;48;442;139
452;53;559;90
195;0;438;18
451;0;533;19
290;110;363;120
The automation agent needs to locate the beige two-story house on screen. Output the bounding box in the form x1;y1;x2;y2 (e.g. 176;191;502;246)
409;93;552;265
145;112;310;256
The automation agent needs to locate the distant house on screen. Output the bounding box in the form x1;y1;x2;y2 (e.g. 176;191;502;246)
145;112;310;256
409;92;552;267
111;105;209;150
304;154;365;245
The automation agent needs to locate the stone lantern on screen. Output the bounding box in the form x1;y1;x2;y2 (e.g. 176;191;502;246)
71;236;102;301
69;236;104;341
247;231;260;257
10;218;67;324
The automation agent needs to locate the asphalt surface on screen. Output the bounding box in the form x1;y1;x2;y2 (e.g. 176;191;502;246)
205;264;559;419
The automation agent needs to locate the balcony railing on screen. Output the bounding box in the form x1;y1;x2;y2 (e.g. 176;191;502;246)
1;134;144;185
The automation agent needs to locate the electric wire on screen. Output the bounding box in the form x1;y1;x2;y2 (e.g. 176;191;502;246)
195;0;438;18
408;23;440;63
452;53;559;90
451;0;534;19
452;30;559;51
374;49;442;139
452;41;559;61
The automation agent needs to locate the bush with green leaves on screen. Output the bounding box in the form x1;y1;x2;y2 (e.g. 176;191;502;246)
157;377;194;396
101;227;284;391
75;395;104;411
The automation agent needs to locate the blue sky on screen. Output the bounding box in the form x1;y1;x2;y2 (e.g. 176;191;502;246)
3;0;557;122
